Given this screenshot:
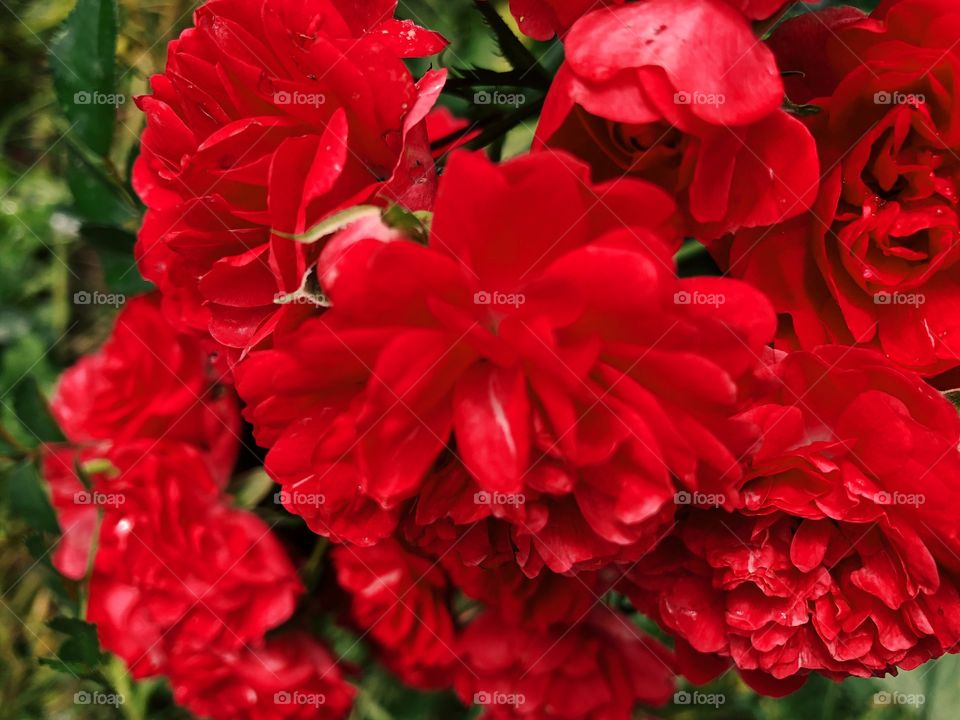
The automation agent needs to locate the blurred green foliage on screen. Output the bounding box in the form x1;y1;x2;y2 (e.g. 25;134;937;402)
0;0;947;718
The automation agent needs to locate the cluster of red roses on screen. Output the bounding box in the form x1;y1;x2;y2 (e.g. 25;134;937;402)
43;0;960;717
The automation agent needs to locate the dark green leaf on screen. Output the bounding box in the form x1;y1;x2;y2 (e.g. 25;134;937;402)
49;0;120;155
40;617;108;678
1;461;59;534
25;532;76;607
65;151;135;225
945;389;960;411
12;376;65;444
80;224;152;295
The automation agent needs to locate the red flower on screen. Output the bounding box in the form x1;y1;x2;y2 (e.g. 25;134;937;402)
45;441;302;678
454;608;675;719
626;347;960;694
168;633;354;720
237;150;775;573
134;0;446;351
404;466;600;625
332;538;458;688
725;0;960;375
51;294;239;482
534;0;819;238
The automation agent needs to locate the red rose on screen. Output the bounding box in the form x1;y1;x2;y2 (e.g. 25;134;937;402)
45;441;302;678
332;538;458;688
51;294;239;482
535;0;819;238
168;633;355;720
436;539;599;629
626;347;960;694
725;0;960;375
134;0;446;351
405;463;601;624
454;608;675;719
236;150;775;572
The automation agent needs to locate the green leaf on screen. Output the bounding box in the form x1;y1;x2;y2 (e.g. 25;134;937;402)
79;224;152;295
40;617;108;677
916;654;960;720
944;389;960;411
229;468;276;510
49;0;119;156
24;532;75;608
274;205;382;244
383;205;432;244
1;461;59;534
472;0;548;86
12;375;65;444
783;98;822;117
65;152;135;225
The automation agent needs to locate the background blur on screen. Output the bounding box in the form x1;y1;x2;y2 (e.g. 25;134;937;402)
0;0;951;718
